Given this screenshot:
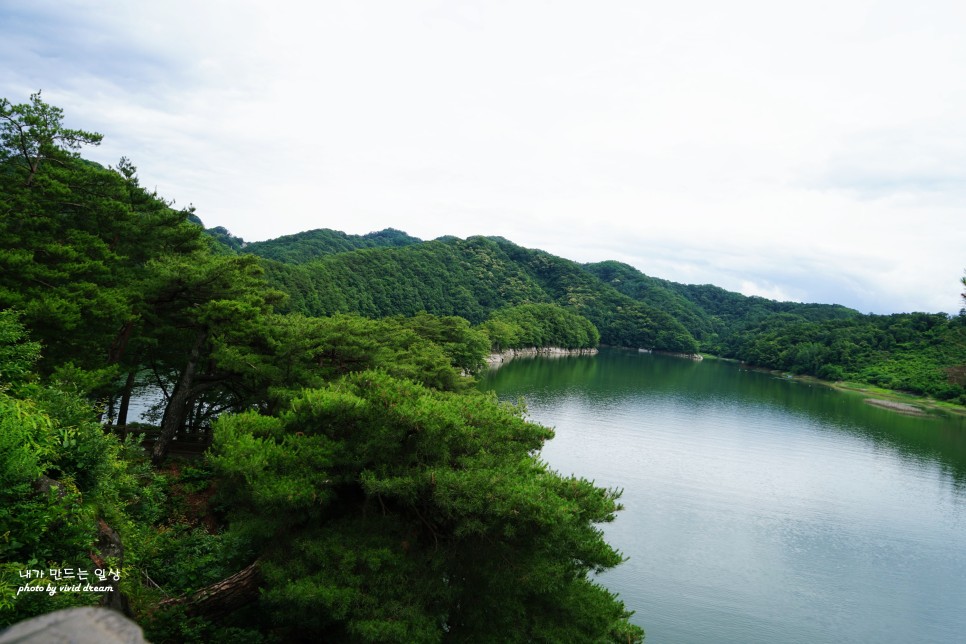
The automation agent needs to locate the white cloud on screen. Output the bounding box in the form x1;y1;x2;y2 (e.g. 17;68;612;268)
1;0;964;314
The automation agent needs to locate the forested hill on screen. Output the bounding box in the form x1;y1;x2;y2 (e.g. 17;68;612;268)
245;234;701;353
233;227;863;354
584;260;860;350
235;229;966;401
584;260;965;400
240;227;421;263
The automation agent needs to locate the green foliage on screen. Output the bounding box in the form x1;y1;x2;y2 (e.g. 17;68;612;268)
584;259;966;401
0;395;90;561
143;607;271;644
485;303;600;350
203;225;247;252
5;90;962;642
0;92;644;639
0;309;40;391
726;312;966;400
0;102;208;375
0;91;103;186
585;260;860;354
0;379;144;624
243;227;421;263
145;526;238;594
214;311;482;415
210;371;643;641
396;312;491;373
261;236;547;323
585;260;716;341
260;234;698;352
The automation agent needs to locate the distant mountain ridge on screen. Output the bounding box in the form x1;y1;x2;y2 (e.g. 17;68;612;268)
583;260;859;354
222;226;964;402
241;227;421;263
252;233;699;352
230;226;858;354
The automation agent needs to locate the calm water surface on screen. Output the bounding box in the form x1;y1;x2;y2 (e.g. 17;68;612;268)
478;349;966;644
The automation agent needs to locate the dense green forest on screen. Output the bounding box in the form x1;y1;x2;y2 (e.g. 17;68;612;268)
236;225;965;402
1;92;964;641
0;94;641;641
251;235;699;353
585;261;966;401
240;227;422;263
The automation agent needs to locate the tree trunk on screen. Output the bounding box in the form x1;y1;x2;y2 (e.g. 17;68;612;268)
108;320;135;364
152;330;206;466
158;560;261;620
116;369;137;436
188;397;205;435
95;519;132;616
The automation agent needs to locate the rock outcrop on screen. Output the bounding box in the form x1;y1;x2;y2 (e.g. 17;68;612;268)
487;346;598;366
0;607;147;644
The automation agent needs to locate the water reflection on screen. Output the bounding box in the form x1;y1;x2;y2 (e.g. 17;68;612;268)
481;349;966;494
479;349;966;644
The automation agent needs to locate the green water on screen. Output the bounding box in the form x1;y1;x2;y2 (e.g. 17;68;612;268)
478;349;966;644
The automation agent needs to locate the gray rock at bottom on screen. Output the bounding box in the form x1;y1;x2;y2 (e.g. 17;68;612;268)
0;607;147;644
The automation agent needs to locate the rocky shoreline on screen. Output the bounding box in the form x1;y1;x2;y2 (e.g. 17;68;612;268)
486;346;598;366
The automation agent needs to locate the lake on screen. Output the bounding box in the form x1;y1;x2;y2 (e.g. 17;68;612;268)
478;348;966;644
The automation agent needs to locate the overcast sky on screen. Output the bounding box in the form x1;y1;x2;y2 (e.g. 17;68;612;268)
2;0;964;314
